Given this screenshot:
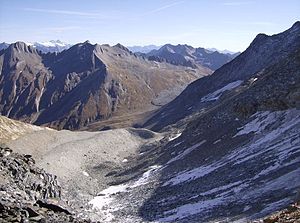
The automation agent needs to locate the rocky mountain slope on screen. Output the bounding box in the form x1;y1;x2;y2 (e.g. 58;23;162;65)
145;44;236;70
0;41;210;130
75;38;300;222
144;21;300;131
133;50;300;222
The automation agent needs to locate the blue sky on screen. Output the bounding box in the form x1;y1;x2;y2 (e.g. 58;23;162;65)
0;0;299;51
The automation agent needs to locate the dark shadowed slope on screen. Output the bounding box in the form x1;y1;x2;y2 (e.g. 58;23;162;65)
136;46;300;222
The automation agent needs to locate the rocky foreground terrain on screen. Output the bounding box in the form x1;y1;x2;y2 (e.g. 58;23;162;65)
0;146;82;222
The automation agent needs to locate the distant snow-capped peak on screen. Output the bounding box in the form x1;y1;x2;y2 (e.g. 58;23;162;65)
35;40;70;47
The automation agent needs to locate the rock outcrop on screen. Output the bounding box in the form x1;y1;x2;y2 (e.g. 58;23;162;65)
0;147;91;222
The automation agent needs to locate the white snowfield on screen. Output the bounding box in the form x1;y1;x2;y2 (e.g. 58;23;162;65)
201;80;243;102
168;132;182;141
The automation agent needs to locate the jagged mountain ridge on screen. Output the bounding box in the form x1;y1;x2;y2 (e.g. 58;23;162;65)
144;21;300;131
0;41;211;130
145;43;237;70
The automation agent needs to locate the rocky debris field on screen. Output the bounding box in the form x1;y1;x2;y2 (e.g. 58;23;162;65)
254;202;300;223
0;146;96;223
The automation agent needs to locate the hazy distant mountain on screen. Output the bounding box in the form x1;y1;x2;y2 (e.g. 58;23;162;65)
0;42;9;51
207;47;238;55
0;41;210;130
146;44;236;70
127;45;161;53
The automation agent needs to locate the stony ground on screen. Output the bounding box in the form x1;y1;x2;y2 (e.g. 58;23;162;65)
253;201;300;223
0;146;94;223
1;113;299;222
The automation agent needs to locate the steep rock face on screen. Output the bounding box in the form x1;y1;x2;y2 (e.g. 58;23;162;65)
147;44;235;70
0;42;52;121
0;41;210;129
144;21;300;131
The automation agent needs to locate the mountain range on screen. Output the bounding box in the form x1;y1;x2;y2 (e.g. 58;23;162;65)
145;44;239;70
0;21;299;223
0;41;212;130
1;41;238;54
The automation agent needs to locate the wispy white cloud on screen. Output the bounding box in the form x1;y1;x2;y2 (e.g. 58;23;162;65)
141;1;184;16
222;1;254;6
23;8;118;19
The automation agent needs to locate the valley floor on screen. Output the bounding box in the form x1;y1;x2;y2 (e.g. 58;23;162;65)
1;109;300;222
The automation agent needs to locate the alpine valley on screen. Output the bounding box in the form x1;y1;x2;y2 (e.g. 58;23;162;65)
0;21;299;223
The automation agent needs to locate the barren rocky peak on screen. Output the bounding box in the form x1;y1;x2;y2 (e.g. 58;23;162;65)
8;41;38;54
